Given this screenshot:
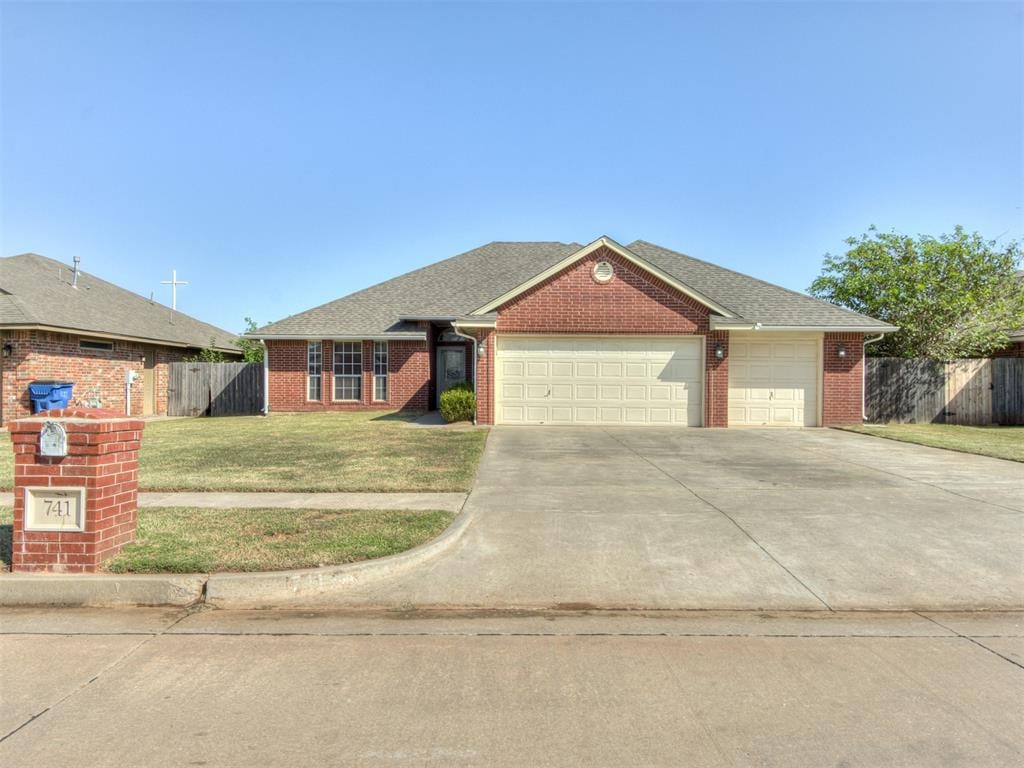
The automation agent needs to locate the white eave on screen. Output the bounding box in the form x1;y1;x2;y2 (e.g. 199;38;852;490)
710;319;898;333
470;236;737;318
248;332;428;341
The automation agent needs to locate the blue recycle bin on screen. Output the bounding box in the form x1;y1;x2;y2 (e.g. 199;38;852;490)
28;380;74;414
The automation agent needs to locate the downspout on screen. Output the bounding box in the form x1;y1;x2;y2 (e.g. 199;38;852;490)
261;339;270;415
450;323;478;425
862;333;885;421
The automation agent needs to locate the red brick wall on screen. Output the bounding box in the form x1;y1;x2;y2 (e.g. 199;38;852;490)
822;332;865;426
705;331;729;427
471;329;495;425
496;246;710;335
10;409;144;573
266;338;429;412
0;331;188;426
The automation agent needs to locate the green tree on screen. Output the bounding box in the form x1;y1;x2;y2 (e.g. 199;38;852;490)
236;317;265;363
809;226;1023;360
184;336;228;363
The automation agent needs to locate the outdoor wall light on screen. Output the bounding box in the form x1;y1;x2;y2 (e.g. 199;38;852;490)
714;342;725;360
837;344;847;358
478;340;487;356
2;343;11;358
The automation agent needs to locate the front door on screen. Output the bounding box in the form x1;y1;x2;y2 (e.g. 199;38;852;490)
436;346;466;397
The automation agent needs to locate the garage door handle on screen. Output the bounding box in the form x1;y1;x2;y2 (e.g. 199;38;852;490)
769;390;774;400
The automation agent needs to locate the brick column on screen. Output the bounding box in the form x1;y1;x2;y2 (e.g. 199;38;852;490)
10;407;144;573
704;331;729;427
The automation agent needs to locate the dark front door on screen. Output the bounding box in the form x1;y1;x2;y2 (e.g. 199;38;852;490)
436;346;466;397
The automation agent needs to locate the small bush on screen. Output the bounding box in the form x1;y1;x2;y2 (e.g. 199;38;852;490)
440;383;475;423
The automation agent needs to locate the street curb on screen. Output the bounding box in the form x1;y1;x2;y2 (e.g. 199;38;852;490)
0;573;206;607
204;500;475;608
0;502;475;608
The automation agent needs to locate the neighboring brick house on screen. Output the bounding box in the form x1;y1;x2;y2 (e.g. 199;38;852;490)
250;237;896;427
0;254;240;425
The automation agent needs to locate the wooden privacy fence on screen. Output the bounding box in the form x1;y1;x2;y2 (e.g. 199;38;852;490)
866;357;1024;426
167;362;263;417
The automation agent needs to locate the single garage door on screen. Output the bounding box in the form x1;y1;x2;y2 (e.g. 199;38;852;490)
728;333;821;426
496;336;703;426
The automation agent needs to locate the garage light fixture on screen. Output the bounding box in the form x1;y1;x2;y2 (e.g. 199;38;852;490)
2;343;10;357
714;342;724;360
837;344;847;358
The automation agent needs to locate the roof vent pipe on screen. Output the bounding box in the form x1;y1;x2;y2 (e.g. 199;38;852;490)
72;256;81;288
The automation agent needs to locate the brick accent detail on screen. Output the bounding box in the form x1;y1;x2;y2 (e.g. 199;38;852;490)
705;332;729;427
0;330;189;426
10;408;145;573
266;338;429;412
496;246;710;335
822;332;865;426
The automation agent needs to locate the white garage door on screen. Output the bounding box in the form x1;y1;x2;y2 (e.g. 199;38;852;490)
496;336;703;426
728;333;821;426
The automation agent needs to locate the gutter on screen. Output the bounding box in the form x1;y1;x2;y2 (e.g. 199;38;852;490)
449;322;480;425
261;339;270;415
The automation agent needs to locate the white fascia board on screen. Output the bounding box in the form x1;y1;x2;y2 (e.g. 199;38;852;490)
713;322;898;333
452;320;497;329
1;323;241;353
255;333;427;341
469;236;736;318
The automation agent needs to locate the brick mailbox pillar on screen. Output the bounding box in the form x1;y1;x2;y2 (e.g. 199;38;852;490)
10;407;145;573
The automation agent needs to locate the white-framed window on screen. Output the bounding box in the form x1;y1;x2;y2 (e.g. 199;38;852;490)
307;341;322;401
373;341;388;402
333;341;362;401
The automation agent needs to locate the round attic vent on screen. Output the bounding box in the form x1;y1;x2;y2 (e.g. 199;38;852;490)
592;261;614;283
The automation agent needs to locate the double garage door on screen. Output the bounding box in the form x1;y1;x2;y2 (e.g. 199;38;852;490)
496;336;703;426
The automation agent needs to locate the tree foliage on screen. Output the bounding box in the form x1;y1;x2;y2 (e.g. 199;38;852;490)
809;226;1023;360
236;317;265;363
184;337;228;363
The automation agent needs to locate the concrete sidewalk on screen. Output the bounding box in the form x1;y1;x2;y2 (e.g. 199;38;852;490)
0;490;467;512
2;608;1022;767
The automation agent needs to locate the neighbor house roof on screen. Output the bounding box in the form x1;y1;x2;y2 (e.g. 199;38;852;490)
0;253;240;352
252;237;896;338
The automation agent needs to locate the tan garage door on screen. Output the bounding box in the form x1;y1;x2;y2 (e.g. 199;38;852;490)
496;336;703;426
728;333;821;426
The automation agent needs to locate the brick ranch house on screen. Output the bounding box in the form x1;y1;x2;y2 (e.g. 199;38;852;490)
251;237;896;427
0;254;240;425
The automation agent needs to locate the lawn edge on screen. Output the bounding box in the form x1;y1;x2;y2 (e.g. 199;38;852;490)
0;500;476;608
833;425;1024;464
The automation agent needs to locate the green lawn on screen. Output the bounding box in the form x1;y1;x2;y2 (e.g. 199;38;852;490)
0;411;488;492
0;506;454;573
838;424;1024;463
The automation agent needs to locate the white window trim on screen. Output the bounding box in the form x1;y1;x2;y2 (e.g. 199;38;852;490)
333;341;363;402
306;341;323;402
373;341;389;402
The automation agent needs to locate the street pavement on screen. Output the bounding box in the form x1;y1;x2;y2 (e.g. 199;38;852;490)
1;607;1021;767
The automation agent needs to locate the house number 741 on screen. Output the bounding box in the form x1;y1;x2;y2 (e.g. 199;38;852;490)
43;499;73;518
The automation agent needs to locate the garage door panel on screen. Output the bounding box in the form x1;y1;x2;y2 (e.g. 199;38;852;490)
496;336;703;426
728;333;820;427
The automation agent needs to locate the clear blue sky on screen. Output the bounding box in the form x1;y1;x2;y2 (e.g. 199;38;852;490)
2;1;1021;333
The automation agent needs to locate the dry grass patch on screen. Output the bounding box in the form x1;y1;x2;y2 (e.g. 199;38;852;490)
0;411;488;492
102;506;455;573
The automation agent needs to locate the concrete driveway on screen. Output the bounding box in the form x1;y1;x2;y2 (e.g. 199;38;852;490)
333;427;1024;610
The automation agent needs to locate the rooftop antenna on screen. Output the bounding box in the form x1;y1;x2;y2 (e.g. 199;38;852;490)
72;256;81;288
161;269;189;310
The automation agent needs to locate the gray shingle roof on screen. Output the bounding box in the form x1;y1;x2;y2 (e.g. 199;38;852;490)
253;238;894;337
0;254;241;352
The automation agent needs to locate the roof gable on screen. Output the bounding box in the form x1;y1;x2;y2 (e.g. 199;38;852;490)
471;237;736;317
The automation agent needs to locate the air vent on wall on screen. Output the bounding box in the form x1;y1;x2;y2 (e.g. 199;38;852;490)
592;261;614;283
